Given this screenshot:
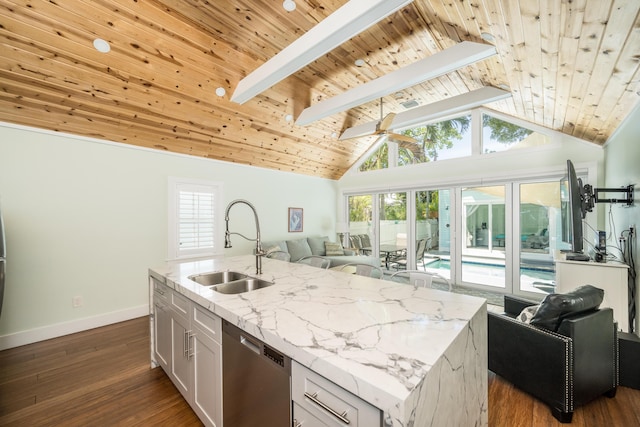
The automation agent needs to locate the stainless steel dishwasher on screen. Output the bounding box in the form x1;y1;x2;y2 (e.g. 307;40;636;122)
222;320;291;427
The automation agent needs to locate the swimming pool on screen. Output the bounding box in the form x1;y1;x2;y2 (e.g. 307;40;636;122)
422;257;556;293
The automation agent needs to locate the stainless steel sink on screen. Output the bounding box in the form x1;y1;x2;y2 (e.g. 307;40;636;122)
188;271;247;286
188;271;274;294
212;278;274;294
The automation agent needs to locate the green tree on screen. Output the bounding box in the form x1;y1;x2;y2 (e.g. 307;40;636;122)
399;115;471;164
359;142;389;171
482;115;532;144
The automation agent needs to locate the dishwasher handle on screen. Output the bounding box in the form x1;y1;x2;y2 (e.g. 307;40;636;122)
240;334;261;355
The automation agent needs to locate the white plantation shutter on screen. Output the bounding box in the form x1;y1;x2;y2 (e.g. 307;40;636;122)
169;178;222;259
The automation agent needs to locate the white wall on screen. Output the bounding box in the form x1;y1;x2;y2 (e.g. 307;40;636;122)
0;123;337;348
604;105;640;335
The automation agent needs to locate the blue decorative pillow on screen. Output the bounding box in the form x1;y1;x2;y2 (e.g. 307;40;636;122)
530;285;604;331
285;238;312;262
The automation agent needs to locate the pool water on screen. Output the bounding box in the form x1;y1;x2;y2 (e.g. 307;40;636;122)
422;257;555;293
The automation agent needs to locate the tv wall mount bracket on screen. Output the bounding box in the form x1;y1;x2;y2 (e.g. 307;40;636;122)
583;184;634;213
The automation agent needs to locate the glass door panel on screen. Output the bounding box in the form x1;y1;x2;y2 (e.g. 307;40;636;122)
416;190;451;277
461;186;506;288
518;181;558;295
348;195;373;254
379;192;407;270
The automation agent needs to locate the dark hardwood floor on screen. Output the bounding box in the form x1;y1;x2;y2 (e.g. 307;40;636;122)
1;316;638;426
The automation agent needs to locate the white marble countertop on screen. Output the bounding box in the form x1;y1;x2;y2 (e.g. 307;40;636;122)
150;255;488;426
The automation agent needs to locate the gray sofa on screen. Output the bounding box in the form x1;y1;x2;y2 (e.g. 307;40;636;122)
261;236;380;268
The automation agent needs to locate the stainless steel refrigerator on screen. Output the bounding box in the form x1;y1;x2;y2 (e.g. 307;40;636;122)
0;207;5;317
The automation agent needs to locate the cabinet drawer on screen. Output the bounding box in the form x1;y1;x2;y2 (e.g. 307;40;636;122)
192;304;222;344
152;277;169;300
292;362;381;427
171;290;189;318
293;402;329;427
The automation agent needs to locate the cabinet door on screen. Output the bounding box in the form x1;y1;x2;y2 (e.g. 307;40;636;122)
293;402;329;427
192;324;223;427
153;296;171;370
171;313;191;399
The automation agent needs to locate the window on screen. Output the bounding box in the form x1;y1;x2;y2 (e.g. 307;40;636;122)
482;113;548;153
168;177;222;260
400;114;472;163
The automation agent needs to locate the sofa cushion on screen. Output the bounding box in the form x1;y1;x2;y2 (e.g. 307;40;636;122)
530;285;604;331
286;238;313;262
307;236;330;256
261;240;288;253
325;241;345;256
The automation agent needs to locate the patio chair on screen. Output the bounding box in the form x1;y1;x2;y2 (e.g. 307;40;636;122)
349;235;363;254
265;250;291;262
297;255;330;269
338;263;384;279
358;234;373;255
388;270;452;291
392;238;429;271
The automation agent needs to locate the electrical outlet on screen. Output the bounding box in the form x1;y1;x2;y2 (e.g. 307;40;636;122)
72;296;83;308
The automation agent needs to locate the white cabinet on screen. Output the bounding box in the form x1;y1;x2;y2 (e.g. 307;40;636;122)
555;260;630;332
152;277;171;371
153;280;223;427
292;361;381;427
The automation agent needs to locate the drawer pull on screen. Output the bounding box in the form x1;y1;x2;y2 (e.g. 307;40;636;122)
304;391;350;424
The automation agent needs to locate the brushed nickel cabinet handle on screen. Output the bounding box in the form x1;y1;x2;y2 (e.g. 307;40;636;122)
303;391;350;424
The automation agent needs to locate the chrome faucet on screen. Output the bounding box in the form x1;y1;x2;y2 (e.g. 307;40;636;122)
224;199;264;275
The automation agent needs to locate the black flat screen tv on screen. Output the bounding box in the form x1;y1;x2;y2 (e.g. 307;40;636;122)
560;160;590;261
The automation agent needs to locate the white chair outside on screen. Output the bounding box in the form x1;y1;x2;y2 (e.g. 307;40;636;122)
338;263;384;279
388;270;452;291
297;255;331;269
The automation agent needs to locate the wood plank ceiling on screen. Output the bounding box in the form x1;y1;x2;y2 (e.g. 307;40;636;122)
1;0;639;180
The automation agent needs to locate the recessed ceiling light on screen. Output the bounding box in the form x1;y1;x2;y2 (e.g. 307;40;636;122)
283;0;296;12
93;38;111;53
215;87;226;97
481;32;495;42
331;132;338;138
285;114;294;122
354;59;366;67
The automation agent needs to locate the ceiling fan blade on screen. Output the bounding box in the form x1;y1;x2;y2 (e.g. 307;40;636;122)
378;112;396;131
387;132;417;143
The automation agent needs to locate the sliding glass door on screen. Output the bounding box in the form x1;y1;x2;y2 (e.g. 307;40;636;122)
460;186;507;289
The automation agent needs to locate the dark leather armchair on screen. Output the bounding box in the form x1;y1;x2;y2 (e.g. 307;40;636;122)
488;295;618;423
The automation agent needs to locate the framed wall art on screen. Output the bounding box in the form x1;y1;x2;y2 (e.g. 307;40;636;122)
288;207;303;232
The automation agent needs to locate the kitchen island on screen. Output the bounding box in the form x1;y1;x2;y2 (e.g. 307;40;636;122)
149;255;488;427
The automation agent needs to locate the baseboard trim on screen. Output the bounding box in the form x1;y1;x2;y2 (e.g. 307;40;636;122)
0;305;150;351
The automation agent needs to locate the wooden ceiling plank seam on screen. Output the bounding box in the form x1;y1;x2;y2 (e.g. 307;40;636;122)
556;0;587;134
437;0;494;88
562;0;614;139
73;0;251;86
472;0;527;119
0;9;231;104
517;0;546;125
583;26;640;143
574;0;640;140
539;0;562;129
501;0;535;120
0;69;335;164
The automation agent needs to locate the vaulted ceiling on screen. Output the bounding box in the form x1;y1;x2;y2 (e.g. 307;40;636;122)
1;0;639;180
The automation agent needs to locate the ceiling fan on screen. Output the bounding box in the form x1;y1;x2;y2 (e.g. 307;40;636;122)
343;98;418;144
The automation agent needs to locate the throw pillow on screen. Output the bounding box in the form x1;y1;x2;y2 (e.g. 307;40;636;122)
285;238;312;262
307;236;330;256
530;284;604;331
516;305;540;324
325;241;345;256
